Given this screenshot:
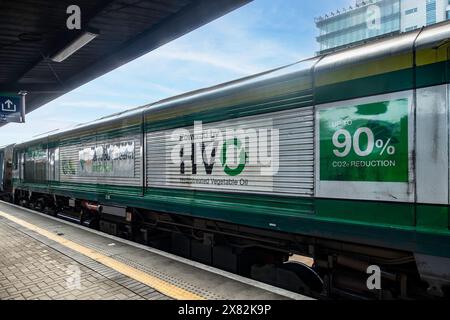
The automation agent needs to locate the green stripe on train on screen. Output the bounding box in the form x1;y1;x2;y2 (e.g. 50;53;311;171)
14;181;450;258
316;61;450;105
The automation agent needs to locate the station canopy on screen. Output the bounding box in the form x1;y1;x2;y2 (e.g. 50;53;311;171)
0;0;251;126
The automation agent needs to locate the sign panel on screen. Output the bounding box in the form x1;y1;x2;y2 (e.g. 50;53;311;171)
147;107;315;197
319;99;409;183
0;95;23;123
78;141;135;177
163;119;278;193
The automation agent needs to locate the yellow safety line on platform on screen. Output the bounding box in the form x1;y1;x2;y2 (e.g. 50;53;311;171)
0;210;205;300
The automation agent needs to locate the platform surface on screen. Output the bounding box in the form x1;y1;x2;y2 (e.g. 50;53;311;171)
0;201;311;300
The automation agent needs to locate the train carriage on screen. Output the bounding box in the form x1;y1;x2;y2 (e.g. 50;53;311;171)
7;22;450;299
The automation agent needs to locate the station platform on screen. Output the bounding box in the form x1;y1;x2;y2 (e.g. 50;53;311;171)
0;201;310;300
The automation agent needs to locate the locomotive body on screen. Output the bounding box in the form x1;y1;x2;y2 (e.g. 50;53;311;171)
5;22;450;299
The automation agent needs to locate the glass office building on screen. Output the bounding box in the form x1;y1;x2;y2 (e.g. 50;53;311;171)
426;0;437;25
316;0;449;54
315;0;401;53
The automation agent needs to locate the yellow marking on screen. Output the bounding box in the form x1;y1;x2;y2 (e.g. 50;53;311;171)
416;46;449;66
0;210;205;300
317;45;450;87
316;53;413;87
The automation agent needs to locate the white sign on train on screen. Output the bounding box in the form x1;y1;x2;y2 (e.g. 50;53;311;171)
167;120;280;192
78;141;135;177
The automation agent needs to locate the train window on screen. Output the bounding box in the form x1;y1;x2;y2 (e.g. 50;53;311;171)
19;152;24;180
13;152;17;170
48;147;60;181
12;152;18;180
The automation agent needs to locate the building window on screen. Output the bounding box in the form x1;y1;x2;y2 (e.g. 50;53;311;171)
447;10;450;20
315;0;402;53
426;0;436;26
405;8;417;15
405;25;418;32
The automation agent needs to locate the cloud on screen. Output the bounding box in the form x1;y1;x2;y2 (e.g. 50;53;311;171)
160;49;260;76
56;100;128;111
141;19;306;78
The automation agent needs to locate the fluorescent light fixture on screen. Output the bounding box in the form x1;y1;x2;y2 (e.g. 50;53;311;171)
51;31;99;62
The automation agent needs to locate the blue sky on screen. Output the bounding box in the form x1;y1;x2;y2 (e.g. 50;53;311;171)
0;0;351;145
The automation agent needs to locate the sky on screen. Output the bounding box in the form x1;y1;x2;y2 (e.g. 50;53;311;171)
0;0;351;145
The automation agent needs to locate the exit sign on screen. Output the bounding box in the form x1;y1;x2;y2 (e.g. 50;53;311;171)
0;94;24;123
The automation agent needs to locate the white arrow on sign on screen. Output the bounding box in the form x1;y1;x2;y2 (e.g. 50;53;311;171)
1;99;17;112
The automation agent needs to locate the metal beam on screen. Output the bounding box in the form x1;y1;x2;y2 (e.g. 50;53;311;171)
0;83;65;93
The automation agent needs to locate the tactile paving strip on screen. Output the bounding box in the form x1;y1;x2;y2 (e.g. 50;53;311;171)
55;229;224;300
0;202;309;300
1;212;223;299
0;216;169;300
0;221;165;300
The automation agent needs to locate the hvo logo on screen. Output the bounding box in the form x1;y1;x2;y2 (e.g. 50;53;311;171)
177;137;248;177
170;121;279;178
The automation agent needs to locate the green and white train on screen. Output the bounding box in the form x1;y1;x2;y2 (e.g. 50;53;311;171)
2;22;450;299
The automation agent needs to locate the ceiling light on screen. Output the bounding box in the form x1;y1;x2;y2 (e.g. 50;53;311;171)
51;31;99;63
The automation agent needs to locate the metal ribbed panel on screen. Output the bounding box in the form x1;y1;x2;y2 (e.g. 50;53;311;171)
60;135;141;187
147;107;314;197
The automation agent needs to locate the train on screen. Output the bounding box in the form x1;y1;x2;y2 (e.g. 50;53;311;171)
1;21;450;300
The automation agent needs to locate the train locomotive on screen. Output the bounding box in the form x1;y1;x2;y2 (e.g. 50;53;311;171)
2;22;450;300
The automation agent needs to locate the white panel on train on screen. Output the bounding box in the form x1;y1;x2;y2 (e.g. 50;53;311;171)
60;135;141;187
147;107;314;197
416;85;449;205
315;90;415;203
